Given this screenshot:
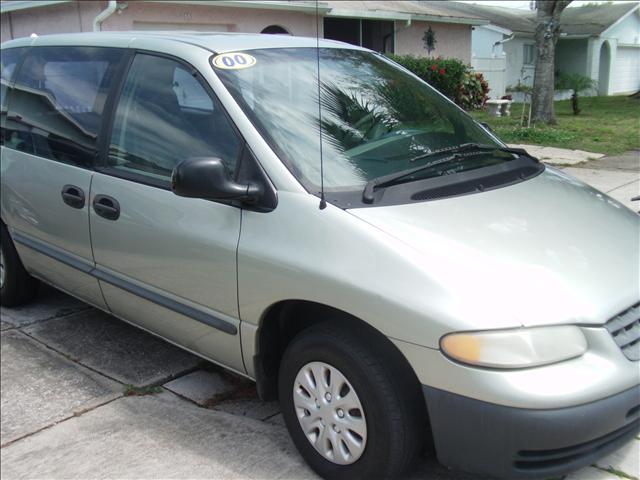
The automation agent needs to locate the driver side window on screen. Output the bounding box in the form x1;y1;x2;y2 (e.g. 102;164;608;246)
108;54;241;181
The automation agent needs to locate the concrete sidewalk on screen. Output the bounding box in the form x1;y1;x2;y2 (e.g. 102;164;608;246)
510;143;606;166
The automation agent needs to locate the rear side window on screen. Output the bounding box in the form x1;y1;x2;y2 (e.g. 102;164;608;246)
1;47;27;146
107;53;241;182
5;46;123;167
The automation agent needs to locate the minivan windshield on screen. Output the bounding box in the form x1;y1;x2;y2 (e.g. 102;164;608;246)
214;48;504;193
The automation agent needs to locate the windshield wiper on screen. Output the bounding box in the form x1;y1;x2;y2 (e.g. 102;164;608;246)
362;144;532;203
408;143;528;163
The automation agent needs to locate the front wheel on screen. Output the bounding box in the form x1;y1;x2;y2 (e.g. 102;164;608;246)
278;322;425;480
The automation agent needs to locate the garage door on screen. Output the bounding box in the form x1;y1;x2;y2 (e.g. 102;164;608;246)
611;46;640;94
132;21;231;32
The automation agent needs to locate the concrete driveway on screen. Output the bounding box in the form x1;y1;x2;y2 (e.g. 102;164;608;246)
0;287;475;480
558;150;639;212
518;146;639;211
1;153;639;480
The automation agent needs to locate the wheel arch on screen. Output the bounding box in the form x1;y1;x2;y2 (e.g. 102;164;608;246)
252;299;425;408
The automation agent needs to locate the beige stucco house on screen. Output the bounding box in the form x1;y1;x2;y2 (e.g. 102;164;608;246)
1;1;487;63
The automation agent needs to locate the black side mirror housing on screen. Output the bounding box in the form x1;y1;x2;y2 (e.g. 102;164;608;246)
171;157;261;203
481;122;494;133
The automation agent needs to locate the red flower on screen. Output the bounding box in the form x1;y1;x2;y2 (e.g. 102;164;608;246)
431;64;437;71
439;68;446;75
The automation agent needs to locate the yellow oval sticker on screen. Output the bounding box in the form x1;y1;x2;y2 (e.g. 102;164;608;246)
212;52;256;70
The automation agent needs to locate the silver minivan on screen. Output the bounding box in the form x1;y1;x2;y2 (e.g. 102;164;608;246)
1;32;638;480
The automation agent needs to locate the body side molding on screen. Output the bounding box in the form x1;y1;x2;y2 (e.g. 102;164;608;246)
12;231;238;335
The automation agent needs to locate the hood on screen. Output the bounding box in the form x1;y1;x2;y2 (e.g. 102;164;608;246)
349;168;639;328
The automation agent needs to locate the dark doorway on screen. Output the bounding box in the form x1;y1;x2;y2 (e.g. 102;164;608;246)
362;20;394;53
324;18;360;46
324;18;394;54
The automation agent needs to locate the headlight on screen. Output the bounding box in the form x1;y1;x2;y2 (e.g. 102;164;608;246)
440;326;587;369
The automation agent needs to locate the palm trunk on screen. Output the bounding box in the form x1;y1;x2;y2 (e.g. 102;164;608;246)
571;92;580;115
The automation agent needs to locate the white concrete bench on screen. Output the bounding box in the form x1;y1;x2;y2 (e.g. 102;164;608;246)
485;99;512;117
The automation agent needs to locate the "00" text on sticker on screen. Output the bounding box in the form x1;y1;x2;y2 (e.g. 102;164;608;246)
212;53;257;70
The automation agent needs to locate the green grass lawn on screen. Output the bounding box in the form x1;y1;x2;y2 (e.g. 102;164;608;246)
469;95;640;155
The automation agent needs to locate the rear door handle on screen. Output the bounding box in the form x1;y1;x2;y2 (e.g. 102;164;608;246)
61;184;85;209
93;194;120;221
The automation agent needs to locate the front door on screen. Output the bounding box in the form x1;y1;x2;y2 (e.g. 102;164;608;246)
89;52;245;372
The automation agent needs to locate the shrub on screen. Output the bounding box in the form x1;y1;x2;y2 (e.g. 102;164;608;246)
387;54;468;104
458;71;490;110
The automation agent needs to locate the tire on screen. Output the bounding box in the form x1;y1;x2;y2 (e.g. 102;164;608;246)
278;321;425;480
0;223;38;307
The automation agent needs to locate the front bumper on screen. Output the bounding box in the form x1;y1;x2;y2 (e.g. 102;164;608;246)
423;384;640;479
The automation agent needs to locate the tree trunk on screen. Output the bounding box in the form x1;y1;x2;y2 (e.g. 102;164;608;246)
531;1;572;124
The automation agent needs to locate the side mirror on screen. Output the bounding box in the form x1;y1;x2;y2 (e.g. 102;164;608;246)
171;157;261;203
481;122;494;133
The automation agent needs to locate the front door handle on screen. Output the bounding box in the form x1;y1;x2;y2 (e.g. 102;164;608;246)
61;184;85;209
93;194;120;221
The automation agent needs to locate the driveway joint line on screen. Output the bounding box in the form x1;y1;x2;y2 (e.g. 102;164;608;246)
604;177;640;194
0;394;122;449
1;305;93;331
145;364;203;390
20;327;204;389
592;464;639;480
17;329;126;387
160;386;220;410
261;412;281;422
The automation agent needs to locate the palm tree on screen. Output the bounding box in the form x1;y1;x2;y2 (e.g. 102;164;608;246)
319;82;391;152
555;73;598;115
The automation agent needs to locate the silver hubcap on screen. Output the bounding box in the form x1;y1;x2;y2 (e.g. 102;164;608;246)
0;243;5;289
293;361;367;465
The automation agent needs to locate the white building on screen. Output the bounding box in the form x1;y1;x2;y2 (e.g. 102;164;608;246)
447;1;640;99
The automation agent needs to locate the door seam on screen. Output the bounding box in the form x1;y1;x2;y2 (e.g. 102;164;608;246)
87;173;110;309
237;208;248;373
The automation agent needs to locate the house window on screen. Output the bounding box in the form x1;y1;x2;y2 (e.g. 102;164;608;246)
324;18;395;54
523;44;535;65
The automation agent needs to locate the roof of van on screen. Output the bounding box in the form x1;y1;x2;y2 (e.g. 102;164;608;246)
1;31;364;53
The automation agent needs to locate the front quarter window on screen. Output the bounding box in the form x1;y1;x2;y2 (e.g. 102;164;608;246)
214;48;503;198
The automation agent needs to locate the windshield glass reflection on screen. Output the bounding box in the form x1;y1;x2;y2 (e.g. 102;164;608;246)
215;48;502;192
